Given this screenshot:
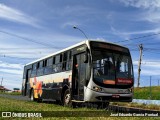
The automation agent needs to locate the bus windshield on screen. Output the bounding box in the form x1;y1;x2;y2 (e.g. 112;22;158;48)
92;50;133;87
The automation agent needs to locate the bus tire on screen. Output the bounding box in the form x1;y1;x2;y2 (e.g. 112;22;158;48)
30;89;36;101
37;94;42;103
63;89;71;107
97;102;109;109
37;98;42;103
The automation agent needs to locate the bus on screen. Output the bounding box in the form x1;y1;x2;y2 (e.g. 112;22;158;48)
22;40;134;107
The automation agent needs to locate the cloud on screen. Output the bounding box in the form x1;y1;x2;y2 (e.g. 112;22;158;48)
110;26;130;40
0;68;23;75
3;80;22;90
119;0;160;9
61;21;81;29
143;62;160;68
133;60;160;76
110;26;160;43
113;27;160;35
142;12;160;23
0;70;22;90
0;3;40;27
0;61;23;69
0;61;23;75
141;69;160;76
119;0;160;24
0;28;84;69
57;5;92;17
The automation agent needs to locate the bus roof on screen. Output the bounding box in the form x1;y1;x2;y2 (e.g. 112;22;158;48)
25;40;128;66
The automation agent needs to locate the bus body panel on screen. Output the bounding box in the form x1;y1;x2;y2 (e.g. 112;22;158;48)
84;87;133;102
22;40;134;104
28;71;72;100
84;78;133;102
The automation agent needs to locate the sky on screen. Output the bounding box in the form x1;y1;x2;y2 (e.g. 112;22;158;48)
0;0;160;90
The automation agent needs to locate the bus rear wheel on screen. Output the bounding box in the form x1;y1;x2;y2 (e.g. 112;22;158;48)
30;89;36;101
63;89;72;107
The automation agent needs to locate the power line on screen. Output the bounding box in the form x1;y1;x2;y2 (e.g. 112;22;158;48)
0;30;61;49
144;51;160;54
0;55;37;60
130;49;139;51
0;47;53;50
124;42;160;47
1;77;3;86
115;32;160;43
144;48;160;50
0;52;43;54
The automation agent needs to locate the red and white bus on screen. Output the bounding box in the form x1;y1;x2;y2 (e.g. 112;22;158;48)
22;40;134;107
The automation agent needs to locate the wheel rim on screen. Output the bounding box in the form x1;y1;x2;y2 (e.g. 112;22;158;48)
64;93;70;105
31;91;34;101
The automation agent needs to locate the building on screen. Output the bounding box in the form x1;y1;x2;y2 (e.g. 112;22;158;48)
0;86;11;92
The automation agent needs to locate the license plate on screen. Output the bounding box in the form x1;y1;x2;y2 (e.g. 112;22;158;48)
112;95;120;98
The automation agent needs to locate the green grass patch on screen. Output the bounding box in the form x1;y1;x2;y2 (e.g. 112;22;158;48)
0;92;21;95
0;97;159;120
110;102;160;111
134;86;160;100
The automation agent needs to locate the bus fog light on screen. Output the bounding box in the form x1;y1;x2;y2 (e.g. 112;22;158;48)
93;86;103;92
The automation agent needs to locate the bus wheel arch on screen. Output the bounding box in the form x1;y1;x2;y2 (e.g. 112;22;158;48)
61;85;71;106
30;88;36;101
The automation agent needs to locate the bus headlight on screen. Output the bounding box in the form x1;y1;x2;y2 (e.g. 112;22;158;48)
93;86;103;92
128;87;133;93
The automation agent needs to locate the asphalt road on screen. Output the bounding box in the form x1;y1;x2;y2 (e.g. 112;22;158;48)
0;94;30;101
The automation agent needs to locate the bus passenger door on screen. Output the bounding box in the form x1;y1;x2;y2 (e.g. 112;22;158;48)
25;69;31;96
72;53;86;101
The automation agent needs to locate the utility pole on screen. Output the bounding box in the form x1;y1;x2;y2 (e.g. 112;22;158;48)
1;77;3;86
137;44;143;87
149;76;152;99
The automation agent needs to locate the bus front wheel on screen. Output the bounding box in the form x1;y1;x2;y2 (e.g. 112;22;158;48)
97;102;109;109
63;89;72;107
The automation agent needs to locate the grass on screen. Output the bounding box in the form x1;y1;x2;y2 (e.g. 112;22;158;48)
0;91;21;95
111;86;160;111
134;86;160;100
0;97;159;120
110;102;160;111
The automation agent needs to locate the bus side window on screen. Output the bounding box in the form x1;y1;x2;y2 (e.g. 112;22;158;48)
33;63;37;70
44;57;53;74
54;55;62;72
48;57;53;66
53;57;55;64
39;61;44;68
55;55;60;64
59;54;63;72
31;63;37;77
37;61;44;76
66;51;72;71
44;59;47;67
53;56;56;73
69;51;72;60
62;52;67;71
37;62;40;69
60;54;63;63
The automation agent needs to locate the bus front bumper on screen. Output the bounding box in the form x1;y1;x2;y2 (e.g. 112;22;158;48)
84;87;133;102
